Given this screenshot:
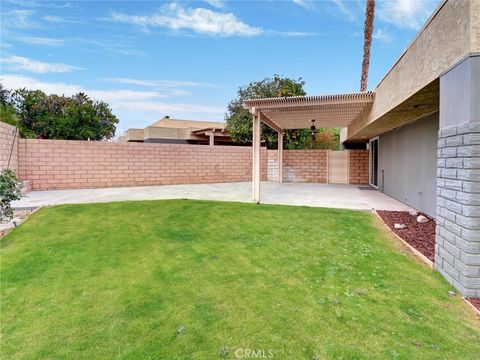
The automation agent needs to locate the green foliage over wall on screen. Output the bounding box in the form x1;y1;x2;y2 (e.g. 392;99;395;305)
225;75;339;150
0;84;118;140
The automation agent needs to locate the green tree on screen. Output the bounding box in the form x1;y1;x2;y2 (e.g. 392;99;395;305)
0;84;18;128
225;75;313;149
2;85;118;140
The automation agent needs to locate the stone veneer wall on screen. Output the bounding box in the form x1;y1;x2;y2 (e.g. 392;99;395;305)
0;122;19;173
436;122;480;297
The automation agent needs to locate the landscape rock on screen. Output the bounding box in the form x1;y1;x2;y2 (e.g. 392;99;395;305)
394;223;407;229
408;210;418;216
417;215;429;223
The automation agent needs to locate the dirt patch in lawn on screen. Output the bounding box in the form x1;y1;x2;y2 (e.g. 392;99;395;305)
376;211;435;262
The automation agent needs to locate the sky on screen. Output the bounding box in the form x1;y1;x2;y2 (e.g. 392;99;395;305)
0;0;441;136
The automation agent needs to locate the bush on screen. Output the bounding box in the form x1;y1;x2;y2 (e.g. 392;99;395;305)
0;169;22;222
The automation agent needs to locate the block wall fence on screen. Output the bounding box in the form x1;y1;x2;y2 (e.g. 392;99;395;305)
0;122;19;173
267;149;369;185
1;122;369;191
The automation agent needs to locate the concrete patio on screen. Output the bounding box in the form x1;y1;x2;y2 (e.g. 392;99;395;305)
13;181;414;211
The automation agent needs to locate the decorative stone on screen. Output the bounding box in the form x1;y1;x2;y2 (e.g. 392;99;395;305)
394;223;407;229
408;210;418;216
417;215;429;223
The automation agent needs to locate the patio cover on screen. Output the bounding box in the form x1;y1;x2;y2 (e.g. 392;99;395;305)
243;92;375;201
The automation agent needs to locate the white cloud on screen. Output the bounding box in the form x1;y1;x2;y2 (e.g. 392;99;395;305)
109;3;262;37
2;9;38;29
2;56;83;73
107;3;317;37
292;0;316;10
330;0;356;21
377;0;438;30
113;100;224;115
267;30;319;37
104;77;215;88
0;74;83;95
373;28;392;43
18;36;66;46
0;74;183;101
74;38;146;57
42;15;77;24
205;0;225;9
0;74;225;130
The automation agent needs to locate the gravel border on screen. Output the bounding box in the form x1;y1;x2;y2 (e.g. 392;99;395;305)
376;210;435;262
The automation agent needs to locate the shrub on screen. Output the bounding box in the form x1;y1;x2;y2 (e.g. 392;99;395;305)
0;169;22;222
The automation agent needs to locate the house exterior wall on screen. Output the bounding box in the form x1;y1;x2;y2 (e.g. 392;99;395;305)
436;54;480;297
347;0;478;142
17;139;267;190
378;113;439;217
0;122;19;173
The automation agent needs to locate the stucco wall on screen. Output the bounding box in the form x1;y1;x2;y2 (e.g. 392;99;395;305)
347;0;478;142
378;113;439;217
440;55;480;128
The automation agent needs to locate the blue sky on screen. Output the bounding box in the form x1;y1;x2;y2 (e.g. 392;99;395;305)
1;0;440;135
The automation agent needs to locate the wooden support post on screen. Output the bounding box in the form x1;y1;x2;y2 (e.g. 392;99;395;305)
278;131;283;183
208;132;215;146
252;109;261;202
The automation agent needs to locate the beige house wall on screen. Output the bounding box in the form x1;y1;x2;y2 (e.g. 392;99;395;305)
346;0;479;142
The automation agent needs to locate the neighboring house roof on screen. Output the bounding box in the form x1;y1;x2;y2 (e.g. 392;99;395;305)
119;117;230;143
151;117;224;129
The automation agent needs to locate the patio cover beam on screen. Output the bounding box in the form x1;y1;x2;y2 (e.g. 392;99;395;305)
243;92;374;130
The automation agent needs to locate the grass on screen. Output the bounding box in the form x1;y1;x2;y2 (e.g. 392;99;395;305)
1;200;479;359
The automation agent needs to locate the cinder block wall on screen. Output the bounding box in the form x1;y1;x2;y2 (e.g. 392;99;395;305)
18;139;267;190
0;122;19;173
9;130;369;190
267;150;328;183
267;149;369;184
348;150;369;185
267;150;279;181
283;150;328;183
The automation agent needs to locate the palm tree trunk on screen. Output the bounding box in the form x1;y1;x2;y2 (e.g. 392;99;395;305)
360;0;375;92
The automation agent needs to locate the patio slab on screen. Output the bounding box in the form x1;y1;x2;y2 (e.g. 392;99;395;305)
13;182;415;212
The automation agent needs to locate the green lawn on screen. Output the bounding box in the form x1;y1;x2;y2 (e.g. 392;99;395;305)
1;200;479;359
